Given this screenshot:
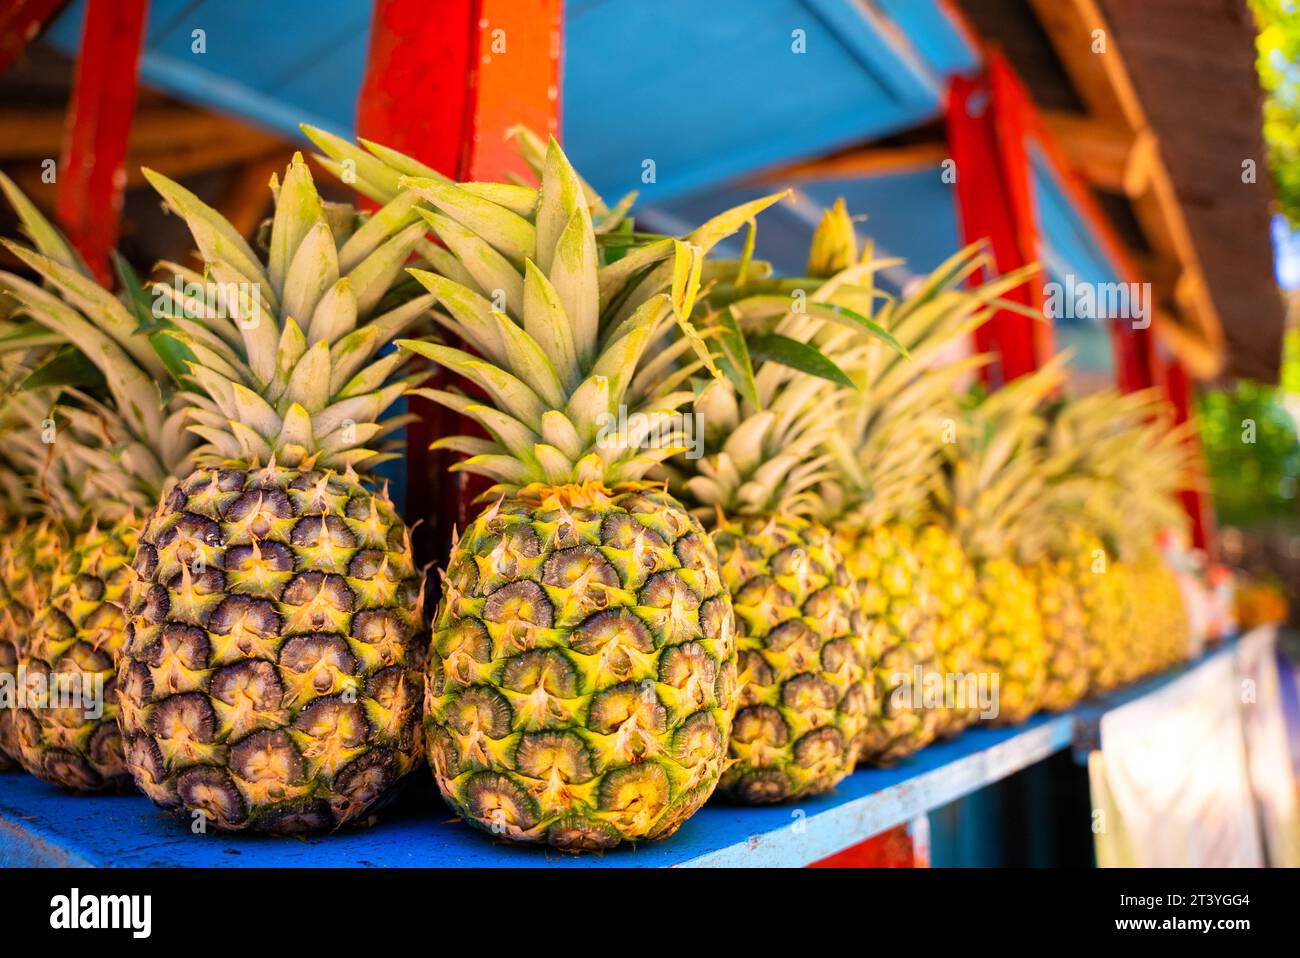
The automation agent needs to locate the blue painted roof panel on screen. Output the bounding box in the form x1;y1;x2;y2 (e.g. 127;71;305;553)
42;0;979;200
640;165;959;289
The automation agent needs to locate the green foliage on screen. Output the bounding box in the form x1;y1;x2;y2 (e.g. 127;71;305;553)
1251;0;1300;227
1199;328;1300;529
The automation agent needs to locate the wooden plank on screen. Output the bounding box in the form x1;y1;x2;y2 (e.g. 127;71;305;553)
756;141;949;183
0;635;1243;867
54;0;149;284
1040;109;1145;195
0;106;282;160
0;713;1077;867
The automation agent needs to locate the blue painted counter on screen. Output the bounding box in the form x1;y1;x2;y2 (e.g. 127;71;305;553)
0;640;1239;868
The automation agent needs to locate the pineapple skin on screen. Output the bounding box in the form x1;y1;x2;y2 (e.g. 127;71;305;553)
1029;557;1089;712
0;520;63;769
427;483;738;849
118;465;426;834
915;523;983;737
13;521;137;791
1131;553;1190;677
718;513;866;801
976;558;1046;726
1078;553;1132;694
842;523;942;764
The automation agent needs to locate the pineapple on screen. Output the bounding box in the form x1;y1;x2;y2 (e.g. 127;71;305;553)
111;155;433;832
663;354;868;803
0;178;195;791
0;402;159;791
913;522;982;733
387;136;779;848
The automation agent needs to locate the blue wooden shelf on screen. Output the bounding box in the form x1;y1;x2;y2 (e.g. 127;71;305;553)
0;640;1236;868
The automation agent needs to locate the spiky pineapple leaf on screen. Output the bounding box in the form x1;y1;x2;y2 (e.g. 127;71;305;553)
149;330;197;381
805;301;910;358
746;333;855;389
21;345;106;392
114;252;167;335
715;307;760;410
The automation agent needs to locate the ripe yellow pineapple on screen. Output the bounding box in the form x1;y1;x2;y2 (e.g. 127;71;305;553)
392;136;777;847
111;155;432;832
914;522;983;734
665;363;869;802
1044;388;1193;687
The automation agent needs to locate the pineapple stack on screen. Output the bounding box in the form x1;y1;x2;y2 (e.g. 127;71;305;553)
0;177;194;792
1041;388;1194;688
813;238;1025;755
934;363;1066;726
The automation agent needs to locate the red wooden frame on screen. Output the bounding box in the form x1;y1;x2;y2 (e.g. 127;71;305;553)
55;0;148;284
811;823;921;868
355;0;563;557
947;72;1044;384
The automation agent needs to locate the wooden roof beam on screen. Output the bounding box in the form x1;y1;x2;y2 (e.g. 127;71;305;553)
1025;0;1146;131
1040;109;1158;196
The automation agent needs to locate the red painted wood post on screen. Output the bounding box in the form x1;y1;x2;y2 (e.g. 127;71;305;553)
355;0;563;556
1162;357;1215;555
946;71;1044;385
0;0;66;75
809;823;921;868
56;0;149;284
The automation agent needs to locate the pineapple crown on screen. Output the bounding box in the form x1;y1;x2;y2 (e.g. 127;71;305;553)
314;130;785;497
666;364;843;522
143;153;435;474
0;173;194;523
935;355;1070;562
1039;387;1195;560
